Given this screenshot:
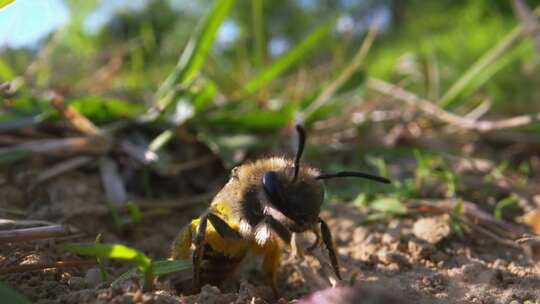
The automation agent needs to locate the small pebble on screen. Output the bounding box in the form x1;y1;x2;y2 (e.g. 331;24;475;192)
85;267;102;288
413;216;451;244
68;276;86;290
352;227;369;243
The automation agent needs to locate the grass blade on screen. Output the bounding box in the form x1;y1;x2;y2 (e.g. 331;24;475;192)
370;197;407;215
0;0;15;9
303;26;378;119
152;0;236;114
438;26;522;108
64;243;151;269
241;17;337;96
438;6;540;108
65;243;154;290
111;259;191;288
152;259;192;276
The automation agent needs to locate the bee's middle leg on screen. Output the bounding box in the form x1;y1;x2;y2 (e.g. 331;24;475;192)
192;213;209;292
193;212;242;292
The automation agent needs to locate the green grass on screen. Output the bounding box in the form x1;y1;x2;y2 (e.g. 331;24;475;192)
65;243;155;290
150;0;236;118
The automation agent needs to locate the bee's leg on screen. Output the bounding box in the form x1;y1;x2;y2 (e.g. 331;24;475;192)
192;213;209;292
262;242;281;297
207;213;242;240
263;215;291;244
193;212;241;292
318;217;342;280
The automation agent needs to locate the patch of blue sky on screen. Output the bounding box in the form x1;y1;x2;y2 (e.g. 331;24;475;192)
0;0;69;48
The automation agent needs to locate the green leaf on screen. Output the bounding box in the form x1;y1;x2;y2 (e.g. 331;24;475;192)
65;244;151;271
192;80;218;111
370;197;407;215
0;282;30;304
65;243;154;290
242;17;336;96
358;212;388;224
111;259;191;288
152;260;192;276
494;195;518;219
70;97;144;123
206;108;294;132
64;244;151;268
0;0;15;9
154;0;236;110
0;58;14;80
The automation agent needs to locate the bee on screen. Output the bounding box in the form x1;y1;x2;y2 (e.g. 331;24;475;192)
170;125;390;295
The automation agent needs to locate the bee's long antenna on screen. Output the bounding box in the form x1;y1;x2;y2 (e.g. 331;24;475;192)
316;171;391;184
292;124;306;182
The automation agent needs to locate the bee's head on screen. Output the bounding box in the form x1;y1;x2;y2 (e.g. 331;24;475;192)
260;125;391;233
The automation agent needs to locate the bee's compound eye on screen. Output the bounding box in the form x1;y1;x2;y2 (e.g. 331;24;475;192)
262;171;284;206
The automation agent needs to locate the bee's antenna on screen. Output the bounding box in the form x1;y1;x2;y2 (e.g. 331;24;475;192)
292;124;306;182
316;171;390;184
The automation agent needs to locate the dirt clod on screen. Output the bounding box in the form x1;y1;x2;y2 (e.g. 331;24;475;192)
413;216;451;244
2;172;539;303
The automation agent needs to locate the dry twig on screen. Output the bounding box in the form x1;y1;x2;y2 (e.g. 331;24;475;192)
368;78;540;132
0;260;96;274
512;0;540;52
411;199;525;240
516;235;540;244
0;136;110;156
0;224;77;243
49;93;101;136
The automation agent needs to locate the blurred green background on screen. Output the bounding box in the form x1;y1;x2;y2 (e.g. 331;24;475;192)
2;0;539;110
1;0;539;211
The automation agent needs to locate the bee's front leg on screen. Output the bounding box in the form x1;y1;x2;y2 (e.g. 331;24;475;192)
319;217;342;280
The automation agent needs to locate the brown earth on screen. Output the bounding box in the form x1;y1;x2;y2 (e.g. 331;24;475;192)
1;171;539;304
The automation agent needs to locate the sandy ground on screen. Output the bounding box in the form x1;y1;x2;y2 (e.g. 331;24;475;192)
1;171;540;304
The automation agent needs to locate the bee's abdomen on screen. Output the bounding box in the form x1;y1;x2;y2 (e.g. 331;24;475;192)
199;244;246;285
